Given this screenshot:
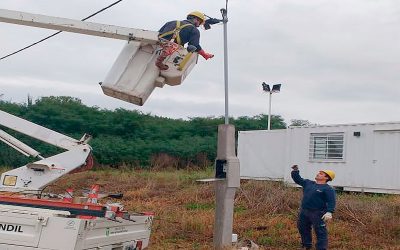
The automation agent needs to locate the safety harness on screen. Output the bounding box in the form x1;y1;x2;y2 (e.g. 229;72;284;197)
156;21;195;71
158;21;193;45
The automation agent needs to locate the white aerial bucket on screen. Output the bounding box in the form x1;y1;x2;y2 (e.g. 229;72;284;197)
100;41;198;106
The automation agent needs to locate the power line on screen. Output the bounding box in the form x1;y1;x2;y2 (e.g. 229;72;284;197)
0;0;124;61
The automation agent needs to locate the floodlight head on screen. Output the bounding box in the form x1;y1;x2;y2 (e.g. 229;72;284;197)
262;82;270;92
272;84;281;93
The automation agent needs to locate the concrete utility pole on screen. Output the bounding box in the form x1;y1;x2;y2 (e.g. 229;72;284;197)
213;5;240;250
214;125;240;249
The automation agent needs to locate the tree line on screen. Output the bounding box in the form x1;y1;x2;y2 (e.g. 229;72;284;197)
0;96;289;168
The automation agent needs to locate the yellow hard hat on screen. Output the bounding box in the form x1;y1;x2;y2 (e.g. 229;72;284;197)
187;11;206;24
321;170;335;181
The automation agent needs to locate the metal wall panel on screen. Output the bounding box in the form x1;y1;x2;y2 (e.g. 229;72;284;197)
238;130;286;180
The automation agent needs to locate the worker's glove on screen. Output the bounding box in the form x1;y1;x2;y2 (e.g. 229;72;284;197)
291;165;299;171
322;212;333;222
198;49;214;60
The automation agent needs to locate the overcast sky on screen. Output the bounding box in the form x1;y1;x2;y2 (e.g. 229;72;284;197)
1;0;399;126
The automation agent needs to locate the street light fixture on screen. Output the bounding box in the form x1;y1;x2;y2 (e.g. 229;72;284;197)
262;82;281;130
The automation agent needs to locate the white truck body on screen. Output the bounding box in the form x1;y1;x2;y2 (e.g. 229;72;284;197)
0;109;153;249
0;205;152;250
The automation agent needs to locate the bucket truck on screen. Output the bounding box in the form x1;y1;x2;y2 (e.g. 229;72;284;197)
0;109;153;249
0;8;173;249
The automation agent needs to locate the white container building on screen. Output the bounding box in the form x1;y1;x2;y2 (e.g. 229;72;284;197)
238;122;400;194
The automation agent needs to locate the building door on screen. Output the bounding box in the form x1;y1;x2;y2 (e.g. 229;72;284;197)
372;130;400;190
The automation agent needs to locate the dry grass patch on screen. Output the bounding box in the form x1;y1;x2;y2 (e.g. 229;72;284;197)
24;169;400;249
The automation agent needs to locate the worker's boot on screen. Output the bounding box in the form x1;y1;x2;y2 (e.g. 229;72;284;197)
155;55;169;70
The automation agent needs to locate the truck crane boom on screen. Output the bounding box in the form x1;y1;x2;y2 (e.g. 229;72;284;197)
0;8;158;43
0;8;199;106
0;110;92;192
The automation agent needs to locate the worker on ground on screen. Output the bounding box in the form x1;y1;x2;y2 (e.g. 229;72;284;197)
156;11;214;70
291;165;336;250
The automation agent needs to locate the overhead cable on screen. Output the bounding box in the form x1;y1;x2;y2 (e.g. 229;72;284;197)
0;0;124;61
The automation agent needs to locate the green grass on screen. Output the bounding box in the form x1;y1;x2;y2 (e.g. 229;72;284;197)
185;202;214;211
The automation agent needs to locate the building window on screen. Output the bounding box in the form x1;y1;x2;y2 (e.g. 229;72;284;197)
309;133;344;160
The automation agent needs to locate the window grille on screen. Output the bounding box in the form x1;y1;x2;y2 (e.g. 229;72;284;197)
309;133;344;160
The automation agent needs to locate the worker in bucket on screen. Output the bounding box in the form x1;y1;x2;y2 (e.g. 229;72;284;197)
156;11;214;70
291;165;336;250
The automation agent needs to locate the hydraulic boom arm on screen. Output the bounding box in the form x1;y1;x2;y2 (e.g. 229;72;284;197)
0;9;158;43
0;110;92;192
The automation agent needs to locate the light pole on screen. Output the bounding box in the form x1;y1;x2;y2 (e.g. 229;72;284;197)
262;82;281;130
203;2;240;249
222;7;229;125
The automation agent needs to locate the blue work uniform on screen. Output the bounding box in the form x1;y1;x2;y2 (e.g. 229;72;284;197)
291;170;336;250
158;20;202;52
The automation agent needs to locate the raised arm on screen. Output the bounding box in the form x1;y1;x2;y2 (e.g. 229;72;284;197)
291;165;307;187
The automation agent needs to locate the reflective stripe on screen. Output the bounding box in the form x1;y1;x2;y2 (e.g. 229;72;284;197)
178;52;193;71
159;21;193;45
